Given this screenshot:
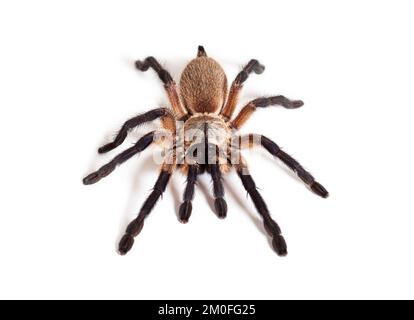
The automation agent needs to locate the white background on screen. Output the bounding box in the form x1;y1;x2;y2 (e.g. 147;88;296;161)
1;1;413;300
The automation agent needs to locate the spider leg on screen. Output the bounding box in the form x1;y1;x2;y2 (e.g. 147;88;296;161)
209;164;227;219
118;164;173;255
240;134;329;198
231;96;303;130
135;56;187;119
197;45;207;57
220;59;265;120
198;164;206;174
98;108;173;154
178;165;198;223
83;131;155;185
236;164;287;256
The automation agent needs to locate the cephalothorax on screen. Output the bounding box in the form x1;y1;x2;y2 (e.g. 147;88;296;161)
83;46;328;256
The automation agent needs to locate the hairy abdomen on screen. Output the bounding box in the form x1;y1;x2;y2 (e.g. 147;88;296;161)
179;57;228;114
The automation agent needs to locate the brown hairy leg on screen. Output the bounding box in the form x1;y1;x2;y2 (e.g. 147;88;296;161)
220;59;265;120
231;96;303;130
135;56;188;119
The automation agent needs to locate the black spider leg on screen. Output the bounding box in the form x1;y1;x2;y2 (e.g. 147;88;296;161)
204;123;227;218
198;164;206;174
197;45;207;57
98;108;169;154
178;165;198;223
118;169;171;255
220;59;265;120
260;135;329;198
209;163;227;218
236;168;287;256
252;96;304;109
135;57;173;84
83;132;154;185
135;56;187;119
234;59;266;84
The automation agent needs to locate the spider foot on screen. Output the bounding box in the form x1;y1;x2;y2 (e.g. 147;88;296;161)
83;172;100;185
284;99;304;109
98;143;115;154
252;60;265;74
272;235;288;256
126;217;145;237
263;218;287;256
118;234;134;255
118;217;144;255
263;218;281;237
179;201;192;223
214;198;227;219
82;163;115;185
134;58;151;71
235;60;265;84
252;96;304;110
311;181;329;198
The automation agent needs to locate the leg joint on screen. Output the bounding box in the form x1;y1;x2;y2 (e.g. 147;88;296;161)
260;135;281;156
153;171;171;193
158;69;173;84
134;131;155;152
235;71;248;84
237;171;257;191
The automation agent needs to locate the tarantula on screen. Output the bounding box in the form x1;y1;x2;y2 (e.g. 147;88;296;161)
83;46;328;256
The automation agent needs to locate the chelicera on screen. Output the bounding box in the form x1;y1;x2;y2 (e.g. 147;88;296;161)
83;46;328;256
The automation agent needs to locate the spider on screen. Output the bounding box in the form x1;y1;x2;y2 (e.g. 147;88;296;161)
83;46;328;256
